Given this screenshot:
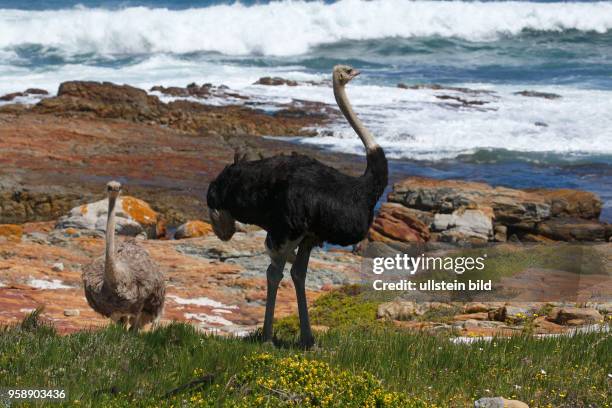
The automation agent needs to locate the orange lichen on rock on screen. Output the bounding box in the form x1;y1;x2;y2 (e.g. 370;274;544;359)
79;204;88;215
121;196;165;238
121;196;158;225
0;224;23;242
175;220;213;239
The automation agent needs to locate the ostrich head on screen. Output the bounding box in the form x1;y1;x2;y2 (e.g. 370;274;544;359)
333;65;360;86
209;209;236;241
106;181;122;199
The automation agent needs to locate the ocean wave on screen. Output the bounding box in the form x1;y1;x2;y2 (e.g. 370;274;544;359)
1;0;612;56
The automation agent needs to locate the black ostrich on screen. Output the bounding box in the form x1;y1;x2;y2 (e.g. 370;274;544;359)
206;65;388;348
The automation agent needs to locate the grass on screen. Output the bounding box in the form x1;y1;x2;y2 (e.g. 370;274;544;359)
0;308;610;407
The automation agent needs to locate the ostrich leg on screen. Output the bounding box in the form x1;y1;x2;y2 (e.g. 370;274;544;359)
290;241;315;348
262;253;287;342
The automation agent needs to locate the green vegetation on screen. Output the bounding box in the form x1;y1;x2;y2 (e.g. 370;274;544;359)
274;285;387;340
1;307;610;407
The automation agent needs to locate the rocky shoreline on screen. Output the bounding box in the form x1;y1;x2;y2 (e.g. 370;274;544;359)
0;79;610;338
0;80;358;226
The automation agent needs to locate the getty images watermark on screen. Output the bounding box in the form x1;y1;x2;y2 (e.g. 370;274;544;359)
369;253;492;292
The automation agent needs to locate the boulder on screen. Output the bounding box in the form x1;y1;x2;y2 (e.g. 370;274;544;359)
369;203;431;243
254;77;298;86
0;88;48;102
387;177;606;243
388;177;550;225
0;224;23;242
547;307;602;325
56;196;165;238
24;88;49;95
0;189;85;225
490;304;541;323
514;90;561;99
533;316;565;334
0;92;24;102
377;301;419;321
493;225;507;242
432;209;492;243
530;189;601;219
464;302;490;313
35;81;167;121
536;218;606;241
174;220;213;239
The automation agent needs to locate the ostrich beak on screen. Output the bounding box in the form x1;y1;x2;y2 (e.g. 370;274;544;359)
350;69;361;79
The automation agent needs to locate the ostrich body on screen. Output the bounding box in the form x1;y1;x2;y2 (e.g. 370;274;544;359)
207;66;388;347
82;181;166;331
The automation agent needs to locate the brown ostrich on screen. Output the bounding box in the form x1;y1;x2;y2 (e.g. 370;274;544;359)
82;181;165;331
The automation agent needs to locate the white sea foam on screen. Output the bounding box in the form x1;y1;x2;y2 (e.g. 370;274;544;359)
0;1;611;56
253;82;612;160
1;52;610;160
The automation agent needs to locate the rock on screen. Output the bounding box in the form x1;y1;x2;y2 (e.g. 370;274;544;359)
0;189;85;225
493;225;507;242
490;304;540;323
1;88;50;101
585;302;612;314
435;94;489;108
398;83;495;96
35;81;167;121
24;88;49;95
0;224;23;242
389;177;550;226
475;397;529;408
433;209;492;243
369;203;431;243
150;83;241;100
254;77;298;87
63;309;80;317
514;90;561;99
464;302;490;313
536;218;606;241
175;220;213;239
454;312;488;321
52;262;64;272
56;196;165;239
0;92;24;102
387;177;606;243
547;307;602;325
519;233;554;243
31;81;329;138
530;189;601;219
377;301;419;321
533;316;565;334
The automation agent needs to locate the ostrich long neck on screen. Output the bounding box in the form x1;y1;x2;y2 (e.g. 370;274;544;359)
104;195;119;285
333;79;379;154
333;76;387;198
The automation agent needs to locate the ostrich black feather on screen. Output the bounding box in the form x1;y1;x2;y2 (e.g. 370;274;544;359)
207;147;387;247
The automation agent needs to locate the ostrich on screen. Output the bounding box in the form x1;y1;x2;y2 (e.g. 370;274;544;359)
207;65;387;347
82;181;166;331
